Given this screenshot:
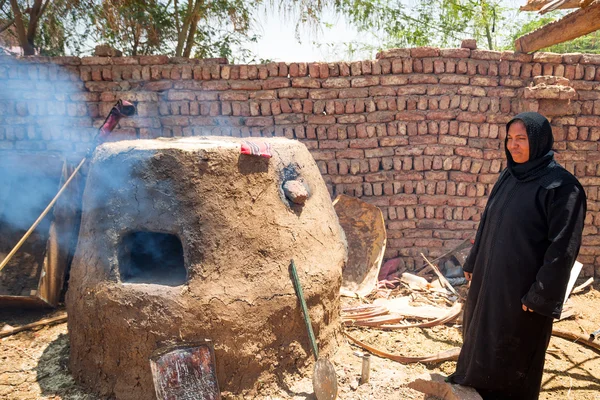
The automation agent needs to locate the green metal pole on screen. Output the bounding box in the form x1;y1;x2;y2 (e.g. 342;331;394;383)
290;259;319;360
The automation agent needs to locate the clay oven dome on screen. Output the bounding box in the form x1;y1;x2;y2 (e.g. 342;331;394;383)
66;137;347;399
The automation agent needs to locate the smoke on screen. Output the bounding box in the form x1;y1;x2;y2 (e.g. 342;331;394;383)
0;56;190;289
0;56;95;231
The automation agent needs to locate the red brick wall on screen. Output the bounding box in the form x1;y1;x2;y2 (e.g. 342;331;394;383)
1;48;599;276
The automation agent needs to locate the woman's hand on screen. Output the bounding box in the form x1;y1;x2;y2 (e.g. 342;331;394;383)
464;271;472;281
522;304;534;312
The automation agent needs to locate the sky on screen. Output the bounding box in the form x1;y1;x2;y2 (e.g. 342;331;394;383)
246;0;532;63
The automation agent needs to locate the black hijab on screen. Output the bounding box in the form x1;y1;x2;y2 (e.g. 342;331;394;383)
505;112;556;182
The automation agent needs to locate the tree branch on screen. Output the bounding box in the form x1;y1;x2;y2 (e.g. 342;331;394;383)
174;0;180;35
0;17;13;34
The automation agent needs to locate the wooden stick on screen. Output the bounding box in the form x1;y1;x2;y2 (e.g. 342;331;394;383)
571;277;594;294
414;237;472;275
420;253;458;297
552;327;600;352
344;331;460;364
0;157;86;273
0;313;67;339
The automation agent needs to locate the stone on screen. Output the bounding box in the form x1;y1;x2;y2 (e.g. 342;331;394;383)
461;39;477;50
94;44;123;57
282;179;310;204
523;85;576;100
407;373;483;400
532;75;570;87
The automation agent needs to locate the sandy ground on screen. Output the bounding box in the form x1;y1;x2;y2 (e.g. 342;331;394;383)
1;286;599;400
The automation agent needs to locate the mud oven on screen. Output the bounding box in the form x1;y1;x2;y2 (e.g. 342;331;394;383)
65;137;347;399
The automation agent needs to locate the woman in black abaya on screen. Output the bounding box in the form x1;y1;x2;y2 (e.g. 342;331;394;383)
449;112;586;400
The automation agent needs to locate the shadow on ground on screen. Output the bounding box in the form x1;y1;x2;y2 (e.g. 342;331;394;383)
35;332;98;400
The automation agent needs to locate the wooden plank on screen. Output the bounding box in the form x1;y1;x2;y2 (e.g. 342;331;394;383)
515;1;600;53
520;0;583;12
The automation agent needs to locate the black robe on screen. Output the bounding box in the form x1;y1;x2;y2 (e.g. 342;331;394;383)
450;112;586;400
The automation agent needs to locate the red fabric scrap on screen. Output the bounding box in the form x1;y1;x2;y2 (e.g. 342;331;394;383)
240;141;272;158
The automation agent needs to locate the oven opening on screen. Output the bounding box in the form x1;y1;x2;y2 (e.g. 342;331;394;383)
118;232;186;286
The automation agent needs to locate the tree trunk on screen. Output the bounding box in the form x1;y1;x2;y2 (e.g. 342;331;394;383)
26;0;45;50
182;11;201;57
175;0;204;57
9;0;35;55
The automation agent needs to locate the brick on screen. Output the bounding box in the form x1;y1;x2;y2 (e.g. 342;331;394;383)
376;48;411;59
245;116;273;127
308;115;335;124
322;78;350;88
457;112;487;123
139;55;169;65
292;77;320;88
533;52;562;63
470;50;501;60
367;111;395;123
337;115;366;124
352;76;380;87
264;78;290;89
230;81;262;90
202;80;229;90
339;88;369;98
370;87;396;96
279;88;309;98
379;136;409;146
440;48;470;58
470;76;498;86
439;75;469;85
410;47;440;57
581;54;600;65
576;116;600;127
380;75;408;86
409;75;438;84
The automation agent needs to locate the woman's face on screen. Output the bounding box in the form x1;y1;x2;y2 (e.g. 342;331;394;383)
507;121;530;164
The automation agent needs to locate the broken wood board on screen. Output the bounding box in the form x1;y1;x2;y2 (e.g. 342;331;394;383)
572;277;593;294
373;297;451;320
408;373;483;400
343;302;462;329
334;195;386;297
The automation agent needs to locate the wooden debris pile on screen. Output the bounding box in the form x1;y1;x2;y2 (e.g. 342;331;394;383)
341;266;465;364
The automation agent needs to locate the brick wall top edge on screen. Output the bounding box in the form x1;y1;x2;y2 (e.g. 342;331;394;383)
1;46;600;67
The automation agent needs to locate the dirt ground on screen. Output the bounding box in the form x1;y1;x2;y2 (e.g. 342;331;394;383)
1;284;599;400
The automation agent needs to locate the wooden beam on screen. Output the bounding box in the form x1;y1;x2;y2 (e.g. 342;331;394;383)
515;1;600;53
520;0;582;11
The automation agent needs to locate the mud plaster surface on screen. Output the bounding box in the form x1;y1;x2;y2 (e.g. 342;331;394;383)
65;137;347;399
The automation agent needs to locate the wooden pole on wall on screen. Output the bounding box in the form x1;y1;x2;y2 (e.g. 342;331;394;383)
514;1;600;53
